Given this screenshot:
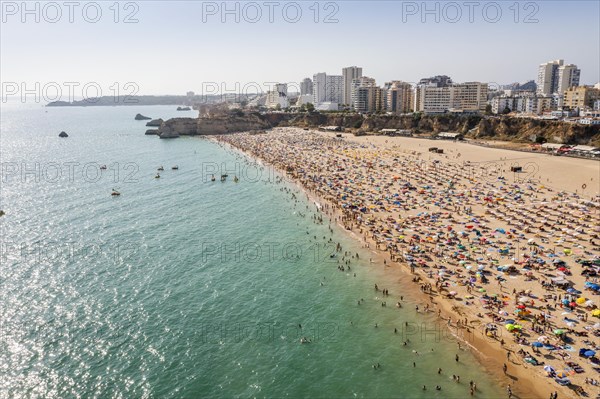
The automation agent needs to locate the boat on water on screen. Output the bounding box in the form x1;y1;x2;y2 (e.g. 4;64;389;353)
234;176;239;183
172;165;179;170
221;174;227;182
100;165;107;170
155;173;160;179
211;174;216;182
158;166;164;171
111;189;120;196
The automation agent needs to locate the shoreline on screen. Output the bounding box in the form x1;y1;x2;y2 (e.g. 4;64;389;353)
206;131;587;399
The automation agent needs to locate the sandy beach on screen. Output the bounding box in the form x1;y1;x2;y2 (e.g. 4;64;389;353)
214;127;600;399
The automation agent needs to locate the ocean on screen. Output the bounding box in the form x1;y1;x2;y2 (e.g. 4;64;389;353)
0;103;503;398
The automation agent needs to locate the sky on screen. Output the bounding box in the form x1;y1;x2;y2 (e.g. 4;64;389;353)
1;0;599;97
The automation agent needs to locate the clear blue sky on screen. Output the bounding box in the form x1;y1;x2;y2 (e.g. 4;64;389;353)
1;1;598;95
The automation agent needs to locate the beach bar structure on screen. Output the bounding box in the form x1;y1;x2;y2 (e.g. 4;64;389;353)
380;129;412;137
437;132;463;140
319;126;343;132
541;143;568;152
569;145;600;158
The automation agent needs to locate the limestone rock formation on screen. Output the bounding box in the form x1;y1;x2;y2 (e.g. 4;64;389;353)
146;118;163;127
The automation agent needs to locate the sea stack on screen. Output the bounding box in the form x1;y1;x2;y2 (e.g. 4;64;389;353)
59;131;68;137
135;113;151;120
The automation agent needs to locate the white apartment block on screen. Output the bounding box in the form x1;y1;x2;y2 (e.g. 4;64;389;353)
416;82;488;114
557;64;581;94
342;66;362;106
312;73;342;109
265;83;288;109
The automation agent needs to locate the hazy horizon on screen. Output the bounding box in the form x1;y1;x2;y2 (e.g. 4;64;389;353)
1;1;599;98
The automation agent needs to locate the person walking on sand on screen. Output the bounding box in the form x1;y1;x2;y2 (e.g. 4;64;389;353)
503;363;507;374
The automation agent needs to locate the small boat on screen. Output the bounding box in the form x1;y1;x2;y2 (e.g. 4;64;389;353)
157;166;164;171
111;189;120;196
211;174;216;182
100;165;107;170
171;165;179;170
221;174;227;182
234;176;239;183
155;173;160;179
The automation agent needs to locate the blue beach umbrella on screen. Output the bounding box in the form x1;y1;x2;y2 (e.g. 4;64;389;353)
532;342;544;348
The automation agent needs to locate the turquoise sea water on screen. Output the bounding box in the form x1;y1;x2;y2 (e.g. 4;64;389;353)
0;104;503;398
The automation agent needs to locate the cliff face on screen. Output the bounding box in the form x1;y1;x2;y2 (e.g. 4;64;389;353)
154;112;600;146
158;114;271;138
473;117;600;145
195;113;271;135
158;118;198;138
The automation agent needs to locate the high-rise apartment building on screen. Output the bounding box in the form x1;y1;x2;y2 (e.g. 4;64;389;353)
300;78;313;95
537;59;563;95
386;81;413;114
557;64;581;94
342;66;363;106
312;73;342;108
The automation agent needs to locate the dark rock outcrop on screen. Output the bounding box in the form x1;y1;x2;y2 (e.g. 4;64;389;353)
146;118;163;127
58;131;68;137
135;113;151;120
177;106;191;111
158;118;197;139
145;129;160;135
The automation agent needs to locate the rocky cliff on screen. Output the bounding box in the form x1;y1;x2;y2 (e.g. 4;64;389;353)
152;112;600;146
157;113;271;138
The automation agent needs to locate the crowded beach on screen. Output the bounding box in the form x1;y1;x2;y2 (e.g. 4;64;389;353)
215;127;600;398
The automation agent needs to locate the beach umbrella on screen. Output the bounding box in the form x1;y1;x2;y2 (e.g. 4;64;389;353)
592;309;600;317
576;297;586;305
506;324;516;331
583;350;596;357
538;336;549;342
555;377;571;386
553;329;565;335
555;371;569;378
505;319;516;325
543;365;555;372
532;342;544;348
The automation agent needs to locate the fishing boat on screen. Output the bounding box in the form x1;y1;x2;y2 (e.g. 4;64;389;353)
158;166;164;171
155;173;160;179
211;174;216;182
172;165;179;170
111;189;120;196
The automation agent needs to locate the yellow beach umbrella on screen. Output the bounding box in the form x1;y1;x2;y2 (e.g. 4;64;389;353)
576;297;586;305
592;309;600;317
